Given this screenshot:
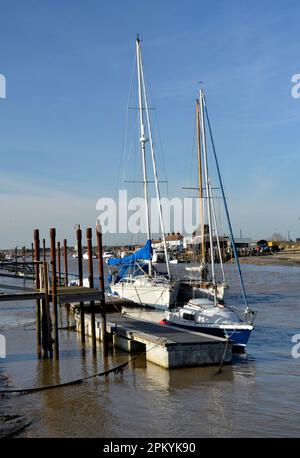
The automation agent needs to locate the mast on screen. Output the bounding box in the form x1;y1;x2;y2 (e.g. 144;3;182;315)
136;35;152;274
196;99;206;278
208;177;226;283
199;89;217;305
139;39;171;279
203;94;249;310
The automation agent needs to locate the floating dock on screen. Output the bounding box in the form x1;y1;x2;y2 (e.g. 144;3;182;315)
75;313;232;369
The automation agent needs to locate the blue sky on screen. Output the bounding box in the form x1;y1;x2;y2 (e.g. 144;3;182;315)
0;0;300;247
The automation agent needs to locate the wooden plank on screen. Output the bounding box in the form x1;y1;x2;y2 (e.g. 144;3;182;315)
0;287;103;303
0;292;44;302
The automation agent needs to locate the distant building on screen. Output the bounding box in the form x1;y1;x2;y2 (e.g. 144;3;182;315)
152;233;183;251
233;238;256;249
184;234;229;254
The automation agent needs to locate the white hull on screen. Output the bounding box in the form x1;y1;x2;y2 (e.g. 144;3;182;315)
110;276;178;309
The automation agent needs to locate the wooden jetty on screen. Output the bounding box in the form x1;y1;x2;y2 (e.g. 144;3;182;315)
70;294;135;313
0;224;233;370
0;225;109;360
75;312;233;369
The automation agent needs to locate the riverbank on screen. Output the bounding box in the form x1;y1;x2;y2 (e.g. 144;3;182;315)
232;253;300;267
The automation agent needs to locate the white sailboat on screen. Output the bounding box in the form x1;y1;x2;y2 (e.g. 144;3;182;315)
108;35;178;309
178;97;228;303
82;252;97;260
164;89;256;351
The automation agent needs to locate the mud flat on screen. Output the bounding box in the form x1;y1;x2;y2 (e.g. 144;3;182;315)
0;371;30;438
232;254;300;267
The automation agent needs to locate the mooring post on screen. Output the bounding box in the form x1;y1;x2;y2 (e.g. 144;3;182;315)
87;228;96;355
43;261;53;358
63;239;68;286
57;241;61;287
34;229;41;355
42;238;46;262
96;225;108;357
77;227;85;343
63;238;70;322
14;246;18;275
22;246;26;278
31;242;34;263
50;228;59;360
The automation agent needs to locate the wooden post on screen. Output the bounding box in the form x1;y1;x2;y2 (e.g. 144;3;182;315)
43;238;46;262
31;243;34;263
14;246;18;275
77;227;85;343
34;230;41;355
43;261;53;358
22;246;26;279
87;228;96;355
63;238;70;323
63;239;68;286
96;225;108;357
50;228;59;360
57;241;61;286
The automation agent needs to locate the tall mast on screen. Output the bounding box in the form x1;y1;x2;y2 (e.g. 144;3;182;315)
139;40;171;279
136;35;152;274
196;99;206;275
208;177;226;283
199;89;217;305
203;93;249;310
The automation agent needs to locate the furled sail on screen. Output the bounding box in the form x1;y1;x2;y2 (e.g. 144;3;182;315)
107;240;152;266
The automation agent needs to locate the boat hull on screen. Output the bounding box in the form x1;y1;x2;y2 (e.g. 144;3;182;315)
110;279;179;310
164;319;252;350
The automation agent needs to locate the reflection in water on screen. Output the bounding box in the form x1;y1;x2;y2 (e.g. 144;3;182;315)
1;262;300;437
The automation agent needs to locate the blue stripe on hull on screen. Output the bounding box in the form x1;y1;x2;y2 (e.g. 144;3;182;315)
165;321;252;348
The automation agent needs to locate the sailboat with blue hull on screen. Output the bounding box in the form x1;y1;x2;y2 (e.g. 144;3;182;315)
164;89;256;351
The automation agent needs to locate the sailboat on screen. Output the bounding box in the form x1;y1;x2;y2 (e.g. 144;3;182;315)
164;89;256;351
83;252;97;260
178;97;228;303
108;35;178;309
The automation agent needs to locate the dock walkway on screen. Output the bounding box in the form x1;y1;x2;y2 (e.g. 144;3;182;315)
76;312;233;369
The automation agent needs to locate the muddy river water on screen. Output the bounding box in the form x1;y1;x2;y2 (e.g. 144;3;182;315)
0;261;300;437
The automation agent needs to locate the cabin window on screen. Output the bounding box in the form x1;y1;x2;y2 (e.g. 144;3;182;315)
182;312;195;321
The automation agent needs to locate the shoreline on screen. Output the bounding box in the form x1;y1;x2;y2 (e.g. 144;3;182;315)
229;254;300;267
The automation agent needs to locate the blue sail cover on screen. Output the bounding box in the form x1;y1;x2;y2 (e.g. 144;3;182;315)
107;240;152;267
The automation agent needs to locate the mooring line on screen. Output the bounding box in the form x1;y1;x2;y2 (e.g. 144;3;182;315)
0;337;164;396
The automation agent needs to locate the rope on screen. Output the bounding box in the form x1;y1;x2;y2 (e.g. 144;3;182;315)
215;336;230;375
0;337;165;396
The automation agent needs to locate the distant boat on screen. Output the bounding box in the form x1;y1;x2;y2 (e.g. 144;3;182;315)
4;255;13;261
83;252;97;260
103;251;113;259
